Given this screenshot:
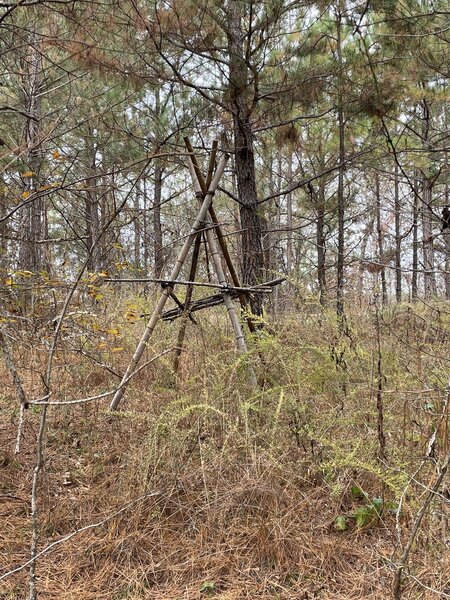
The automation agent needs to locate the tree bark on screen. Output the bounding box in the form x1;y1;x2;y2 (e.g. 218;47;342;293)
394;162;402;302
153;163;163;277
315;182;327;305
336;2;345;318
412;174;419;301
445;175;450;300
421;98;437;299
0;181;8;270
142;178;149;272
375;173;388;305
134;180;141;270
19;37;44;273
227;0;265;315
358;215;374;304
286;150;293;275
421;177;437;298
445;228;450;300
85;126;102;272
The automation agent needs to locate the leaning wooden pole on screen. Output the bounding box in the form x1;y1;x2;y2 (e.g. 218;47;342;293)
173;233;201;375
183;137;257;333
173;145;219;375
186;152;258;389
109;151;229;411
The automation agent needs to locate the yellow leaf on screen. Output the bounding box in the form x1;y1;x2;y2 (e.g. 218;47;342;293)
21;191;31;199
124;309;139;322
106;328;121;336
111;347;124;353
3;277;13;285
15;270;33;278
37;184;53;192
21;171;35;178
52;149;61;159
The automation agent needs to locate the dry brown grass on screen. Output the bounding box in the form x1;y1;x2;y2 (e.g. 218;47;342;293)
0;296;449;599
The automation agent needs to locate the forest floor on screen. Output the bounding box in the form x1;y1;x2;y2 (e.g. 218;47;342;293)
0;292;449;599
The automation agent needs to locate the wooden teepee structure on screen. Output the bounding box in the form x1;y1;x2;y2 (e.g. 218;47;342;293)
109;139;283;411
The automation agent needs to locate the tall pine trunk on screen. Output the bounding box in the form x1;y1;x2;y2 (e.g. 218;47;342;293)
445;174;450;300
153;164;163;278
445;228;450;300
134;181;141;270
421;98;436;299
375;173;388;305
394;162;402;302
421;177;436;298
85;125;102;272
0;182;8;270
19;37;45;273
227;0;265;315
412;174;419;301
316;183;327;305
336;2;345;318
286;150;293;275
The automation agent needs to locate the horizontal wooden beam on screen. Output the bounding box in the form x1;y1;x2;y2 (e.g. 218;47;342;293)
104;277;285;294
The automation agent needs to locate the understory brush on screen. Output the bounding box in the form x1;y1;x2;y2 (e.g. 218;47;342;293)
0;294;449;599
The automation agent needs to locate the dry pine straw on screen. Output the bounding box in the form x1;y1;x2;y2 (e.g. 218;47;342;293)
1;308;449;600
0;404;448;600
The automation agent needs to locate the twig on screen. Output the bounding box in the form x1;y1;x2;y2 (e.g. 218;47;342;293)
28;349;177;405
0;328;29;453
393;450;450;599
0;490;161;582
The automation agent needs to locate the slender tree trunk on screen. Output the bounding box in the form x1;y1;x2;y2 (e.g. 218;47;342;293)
445;175;450;300
153;163;163;277
227;0;265;315
412;174;419;301
99;168;111;271
143;179;149;272
286;150;293;274
0;182;8;269
265;152;275;277
336;2;345;318
375;173;388;305
358;215;375;304
134;180;141;270
394;162;402;302
421;98;437;299
422;177;436;299
19;37;44;273
445;229;450;300
85;126;102;271
316;184;327;305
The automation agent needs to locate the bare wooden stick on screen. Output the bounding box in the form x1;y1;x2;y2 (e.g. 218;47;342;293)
186;151;258;389
28;349;177;406
173;233;202;374
393;449;450;599
205;140;218;189
104;277;274;293
0;328;29;453
109;151;229;411
0;490;161;582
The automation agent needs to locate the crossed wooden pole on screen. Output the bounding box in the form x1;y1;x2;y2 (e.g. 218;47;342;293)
109;140;258;411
